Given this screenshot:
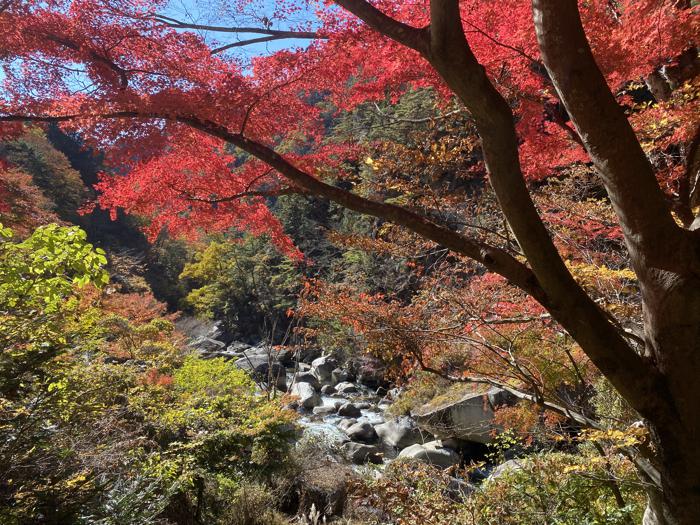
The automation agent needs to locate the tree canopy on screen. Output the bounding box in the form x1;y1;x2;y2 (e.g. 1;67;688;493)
1;1;699;523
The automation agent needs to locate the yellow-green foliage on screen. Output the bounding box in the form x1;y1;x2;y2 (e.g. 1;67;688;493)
0;225;297;524
471;452;644;525
180;235;300;338
352;450;644;525
0;223;108;396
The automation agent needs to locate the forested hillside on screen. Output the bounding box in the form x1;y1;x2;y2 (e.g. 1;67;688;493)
0;0;699;524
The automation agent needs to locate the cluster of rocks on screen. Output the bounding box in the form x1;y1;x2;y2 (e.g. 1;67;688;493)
186;324;516;509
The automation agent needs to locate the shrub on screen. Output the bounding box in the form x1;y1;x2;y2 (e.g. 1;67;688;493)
468;451;645;525
218;481;288;525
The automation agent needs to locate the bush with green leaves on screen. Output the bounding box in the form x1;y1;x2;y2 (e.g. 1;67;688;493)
0;224;297;525
350;448;644;525
469;451;645;525
0;222;108;395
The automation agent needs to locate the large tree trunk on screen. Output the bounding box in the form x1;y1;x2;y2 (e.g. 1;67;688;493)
641;275;700;525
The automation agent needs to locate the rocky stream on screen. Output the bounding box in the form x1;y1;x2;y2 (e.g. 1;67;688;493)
183;319;521;516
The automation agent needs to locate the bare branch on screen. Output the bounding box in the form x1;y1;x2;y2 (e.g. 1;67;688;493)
151;14;323;39
370;102;465;124
333;0;429;54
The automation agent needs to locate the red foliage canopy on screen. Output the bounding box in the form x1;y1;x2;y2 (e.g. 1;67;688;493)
0;0;696;252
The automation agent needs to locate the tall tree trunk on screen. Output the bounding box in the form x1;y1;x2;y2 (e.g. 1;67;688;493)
641;275;700;525
530;2;700;522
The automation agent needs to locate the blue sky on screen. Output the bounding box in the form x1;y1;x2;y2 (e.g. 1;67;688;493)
160;0;322;58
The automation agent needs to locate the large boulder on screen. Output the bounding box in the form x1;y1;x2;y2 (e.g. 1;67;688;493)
350;355;387;388
345;421;378;443
412;387;511;444
398;440;460;469
331;368;349;384
191;336;226;355
335;382;358;395
320;385;336;395
311;355;338;383
342;442;383;465
234;354;286;391
338;418;358;431
292;372;321;391
290;382;321;409
313;405;339;416
227;341;251;354
375;416;426;449
177;317;227;344
337;402;362;418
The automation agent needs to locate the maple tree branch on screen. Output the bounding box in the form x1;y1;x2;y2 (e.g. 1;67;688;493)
333;0;429;54
44;34;129;89
177;187;302;204
0;112;541;298
532;0;700;278
333;0;673;424
0;108;671;424
210;35;317;54
463;20;539;66
150;15;323;39
414;356;600;428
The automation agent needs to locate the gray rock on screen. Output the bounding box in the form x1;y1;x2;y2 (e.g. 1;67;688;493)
313;405;338;416
338;402;362;418
331;368;349;384
355;402;371;410
342;442;383;464
176;317;225;344
397;440;460;469
447;477;475;500
292;371;321;391
321;384;337;395
227;341;251;354
412;387;509;444
311;355;338;382
192;336;226;354
488;388;515;408
351;356;386;388
234;354;286;391
204;321;225;341
338;418;357;431
345;421;378;443
290;382;321;409
488;459;524;480
335;382;358;394
375;416;425;449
